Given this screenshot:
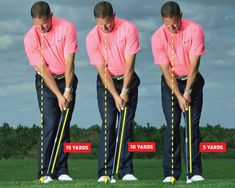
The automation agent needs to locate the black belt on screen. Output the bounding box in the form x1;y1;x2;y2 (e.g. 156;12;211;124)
112;74;124;80
37;72;65;80
175;75;187;81
52;74;65;80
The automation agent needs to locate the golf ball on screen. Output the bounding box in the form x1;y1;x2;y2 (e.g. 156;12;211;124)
103;176;109;184
171;177;176;184
39;177;44;184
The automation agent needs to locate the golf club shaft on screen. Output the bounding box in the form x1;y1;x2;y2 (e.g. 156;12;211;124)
115;106;127;174
111;112;122;178
184;111;189;180
188;106;192;173
51;108;70;173
46;111;65;176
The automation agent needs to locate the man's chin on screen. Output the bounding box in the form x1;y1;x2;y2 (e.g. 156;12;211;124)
37;28;50;34
100;28;113;33
170;30;178;33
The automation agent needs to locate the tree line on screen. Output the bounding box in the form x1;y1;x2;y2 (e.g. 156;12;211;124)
0;122;234;159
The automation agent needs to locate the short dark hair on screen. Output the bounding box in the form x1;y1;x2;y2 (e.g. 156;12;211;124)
94;1;113;18
161;1;181;18
31;1;51;18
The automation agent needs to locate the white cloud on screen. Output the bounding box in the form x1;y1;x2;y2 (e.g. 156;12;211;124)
227;48;235;57
0;35;14;50
0;82;34;97
0;34;24;50
135;17;158;31
75;60;90;68
214;59;225;66
0;20;28;34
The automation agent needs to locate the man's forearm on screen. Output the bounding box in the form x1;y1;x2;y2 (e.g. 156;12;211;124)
159;64;182;99
122;54;136;91
64;53;75;90
37;64;62;98
122;66;134;91
185;70;197;92
64;63;74;89
99;72;119;98
185;55;201;91
96;64;119;99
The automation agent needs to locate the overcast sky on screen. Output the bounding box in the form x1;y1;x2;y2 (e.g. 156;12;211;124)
0;0;234;129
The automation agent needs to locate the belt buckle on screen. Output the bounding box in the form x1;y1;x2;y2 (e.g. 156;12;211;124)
53;74;64;80
116;76;124;80
112;74;124;80
176;75;187;81
57;75;64;80
181;76;187;81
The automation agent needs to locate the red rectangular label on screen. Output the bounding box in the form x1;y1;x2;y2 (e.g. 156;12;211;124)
64;142;91;153
128;142;156;152
199;142;226;153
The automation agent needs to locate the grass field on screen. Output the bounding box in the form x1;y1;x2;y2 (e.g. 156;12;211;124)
0;159;235;188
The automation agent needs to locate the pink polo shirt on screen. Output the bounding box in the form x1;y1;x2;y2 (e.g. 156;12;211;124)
151;19;205;76
86;17;140;76
24;17;78;75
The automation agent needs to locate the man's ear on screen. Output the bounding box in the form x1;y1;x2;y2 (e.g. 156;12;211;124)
180;12;183;19
112;12;116;19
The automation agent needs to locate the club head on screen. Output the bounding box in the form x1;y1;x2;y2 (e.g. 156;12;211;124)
38;176;52;184
110;178;117;184
186;179;192;184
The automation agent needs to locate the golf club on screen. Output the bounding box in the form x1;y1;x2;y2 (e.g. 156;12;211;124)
184;106;192;184
110;110;122;184
110;106;127;183
116;106;127;174
45;108;70;177
188;105;192;174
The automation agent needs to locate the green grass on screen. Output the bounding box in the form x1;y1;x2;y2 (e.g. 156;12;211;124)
0;159;235;187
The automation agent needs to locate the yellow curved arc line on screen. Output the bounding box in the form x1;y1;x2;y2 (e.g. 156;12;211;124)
115;106;127;174
51;108;70;173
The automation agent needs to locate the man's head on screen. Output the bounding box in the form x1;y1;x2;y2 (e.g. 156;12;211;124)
161;1;182;33
94;1;115;33
31;1;53;34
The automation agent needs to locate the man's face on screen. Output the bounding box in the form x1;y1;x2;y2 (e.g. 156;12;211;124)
163;16;181;33
95;14;115;33
33;14;52;34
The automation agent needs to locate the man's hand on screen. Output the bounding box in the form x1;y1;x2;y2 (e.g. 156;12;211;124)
57;94;69;111
114;95;125;112
178;95;189;112
63;89;73;103
183;91;191;103
120;90;129;104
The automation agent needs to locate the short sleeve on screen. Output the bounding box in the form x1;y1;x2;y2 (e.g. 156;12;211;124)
86;32;104;65
125;23;140;55
190;24;205;56
64;23;78;54
24;34;41;69
151;30;169;65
